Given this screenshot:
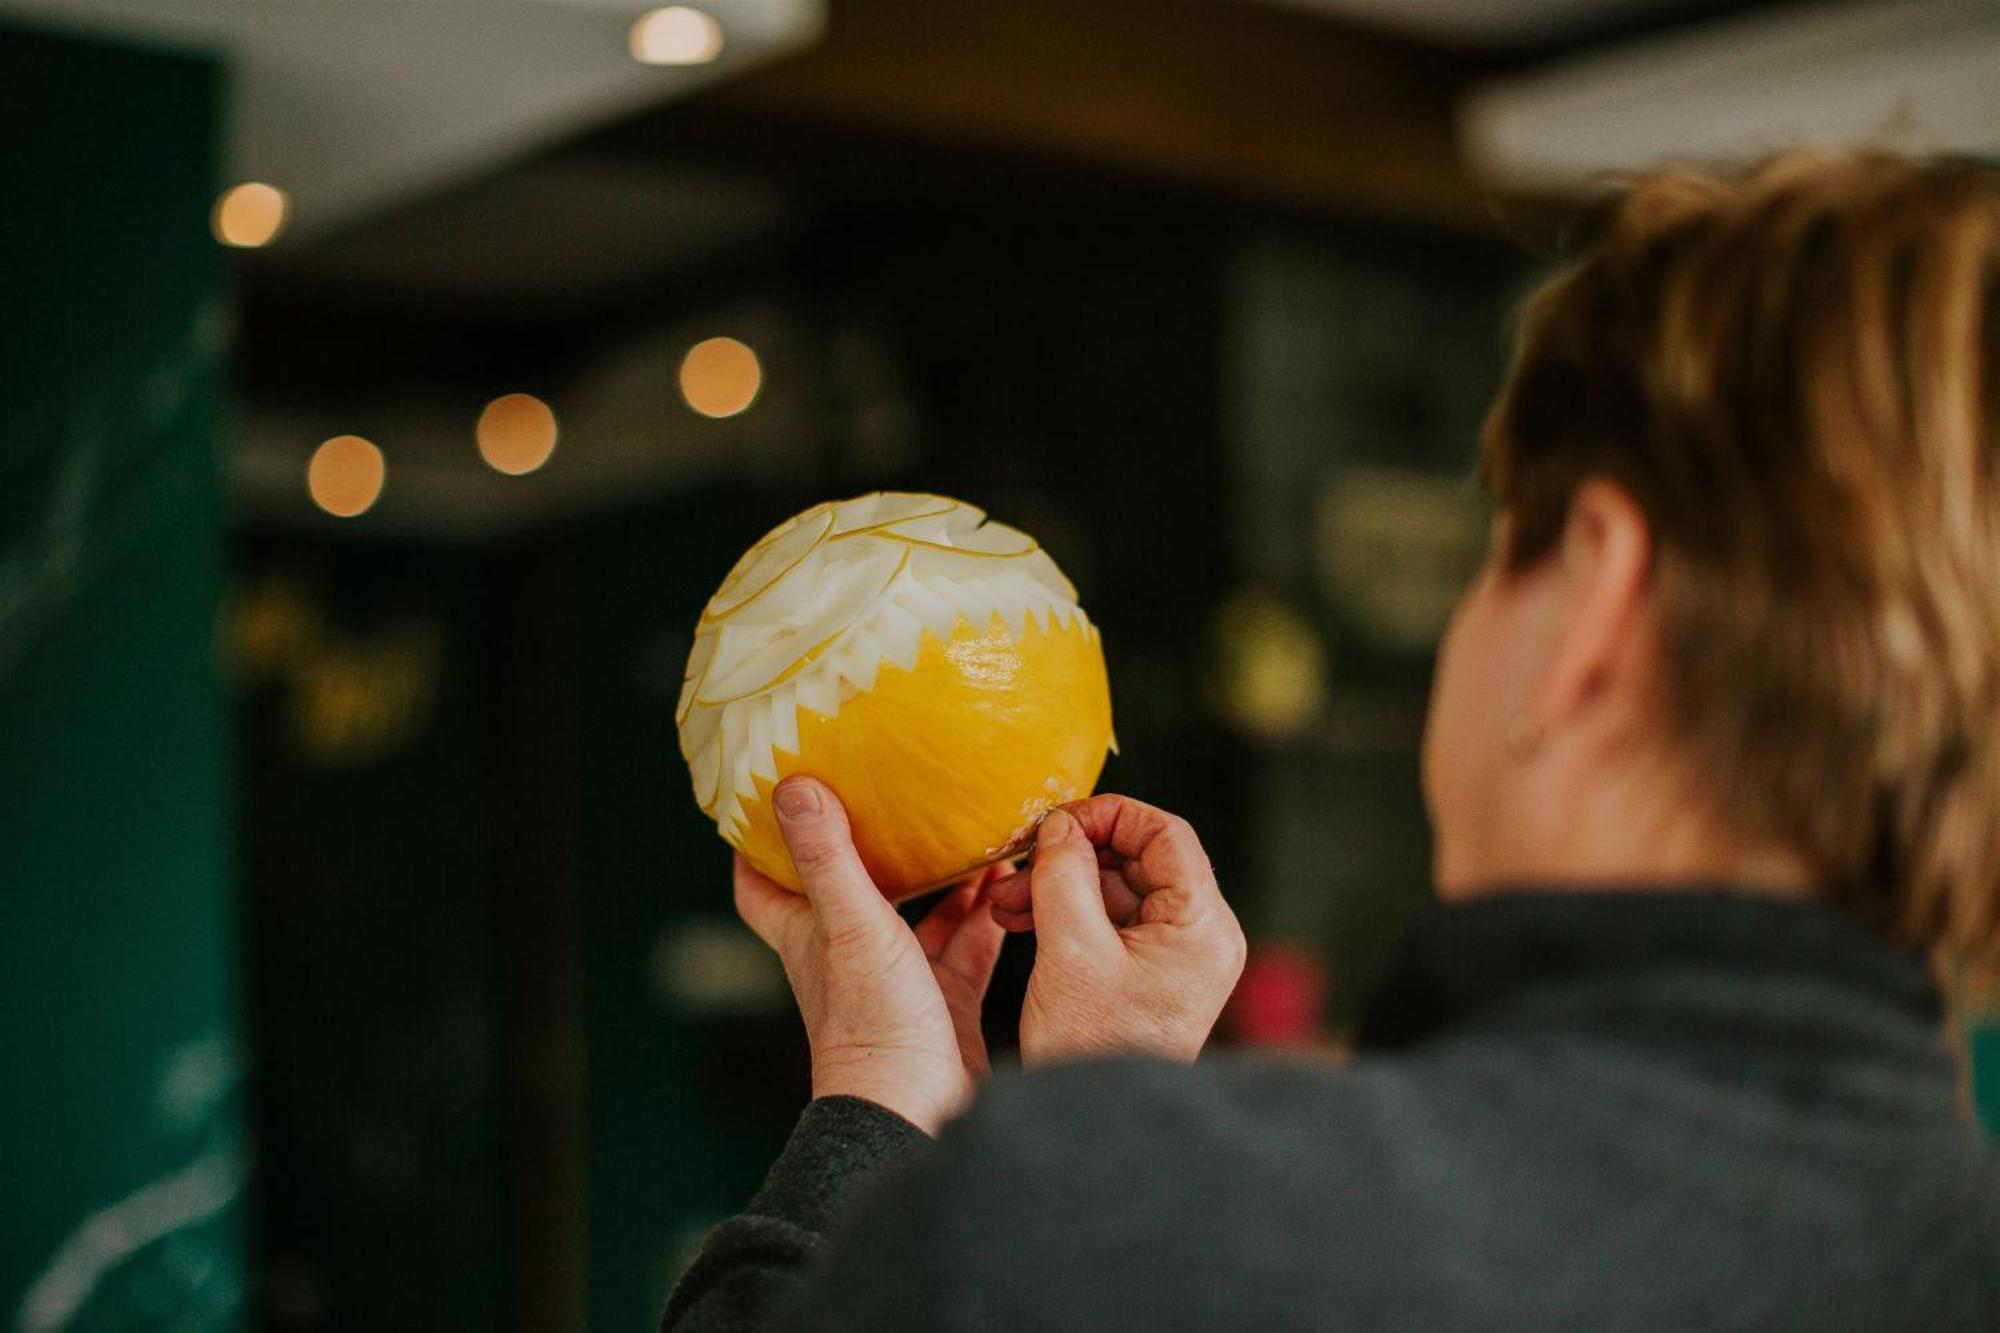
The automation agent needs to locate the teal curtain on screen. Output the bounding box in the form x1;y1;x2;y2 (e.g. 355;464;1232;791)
0;20;241;1330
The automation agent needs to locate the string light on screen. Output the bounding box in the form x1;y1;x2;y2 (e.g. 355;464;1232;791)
679;337;762;418
307;435;385;517
475;393;559;475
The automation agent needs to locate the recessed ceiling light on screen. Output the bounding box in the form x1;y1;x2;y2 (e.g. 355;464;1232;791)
213;182;290;248
630;7;724;65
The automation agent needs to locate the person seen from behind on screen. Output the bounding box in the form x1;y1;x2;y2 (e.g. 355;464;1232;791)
664;150;2000;1331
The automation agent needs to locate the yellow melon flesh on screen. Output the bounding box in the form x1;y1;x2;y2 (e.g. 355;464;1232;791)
729;610;1113;899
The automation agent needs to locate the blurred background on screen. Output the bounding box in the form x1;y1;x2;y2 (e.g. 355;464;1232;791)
2;0;1996;1328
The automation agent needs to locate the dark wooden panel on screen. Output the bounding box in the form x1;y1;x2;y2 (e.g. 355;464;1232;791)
696;0;1491;228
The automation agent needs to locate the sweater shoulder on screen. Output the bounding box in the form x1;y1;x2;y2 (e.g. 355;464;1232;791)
939;1052;1406;1183
987;1048;1416;1114
796;1055;1431;1329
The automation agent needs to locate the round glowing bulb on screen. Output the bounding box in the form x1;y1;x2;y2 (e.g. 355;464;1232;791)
213;182;290;248
630;6;724;65
475;393;559;475
679;337;762;418
307;435;385;517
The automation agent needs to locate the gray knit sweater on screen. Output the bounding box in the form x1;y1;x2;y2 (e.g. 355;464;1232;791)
663;892;2000;1331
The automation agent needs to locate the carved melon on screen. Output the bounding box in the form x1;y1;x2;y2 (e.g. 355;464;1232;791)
678;492;1115;899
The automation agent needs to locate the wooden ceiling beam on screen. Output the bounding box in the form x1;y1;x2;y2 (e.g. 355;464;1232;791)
688;0;1500;231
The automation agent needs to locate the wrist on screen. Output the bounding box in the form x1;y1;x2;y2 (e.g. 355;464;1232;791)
1021;1023;1207;1068
811;1049;967;1136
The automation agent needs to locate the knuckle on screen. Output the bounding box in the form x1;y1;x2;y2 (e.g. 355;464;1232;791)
784;827;835;864
1034;929;1100;971
1163;815;1207;857
788;842;850;885
1051;857;1100;892
816;914;882;957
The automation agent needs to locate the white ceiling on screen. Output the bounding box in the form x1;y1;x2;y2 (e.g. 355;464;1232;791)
0;0;823;238
1464;0;2000;189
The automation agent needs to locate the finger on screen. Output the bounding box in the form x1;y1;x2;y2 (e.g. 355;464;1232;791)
1025;808;1121;950
947;860;1009;910
974;859;1017;887
990;860;1140;924
990;903;1036;932
1099;868;1143;927
1062;794;1221;928
986;866;1031;912
1064;793;1202;865
937;886;1007;991
913;882;981;958
772;776;898;939
734;853;807;951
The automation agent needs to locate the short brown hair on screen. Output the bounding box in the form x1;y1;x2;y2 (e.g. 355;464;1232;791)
1482;151;2000;993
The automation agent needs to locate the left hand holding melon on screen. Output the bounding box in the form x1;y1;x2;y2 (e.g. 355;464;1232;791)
732;775;1007;1135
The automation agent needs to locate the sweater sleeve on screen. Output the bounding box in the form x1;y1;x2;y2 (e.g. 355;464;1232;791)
659;1096;931;1333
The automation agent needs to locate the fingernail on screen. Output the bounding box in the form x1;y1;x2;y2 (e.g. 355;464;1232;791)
1037;808;1072;846
775;778;821;819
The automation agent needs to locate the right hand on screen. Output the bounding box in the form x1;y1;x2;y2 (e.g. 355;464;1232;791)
986;795;1245;1066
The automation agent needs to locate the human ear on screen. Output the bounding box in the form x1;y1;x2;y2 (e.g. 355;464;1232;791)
1529;478;1653;734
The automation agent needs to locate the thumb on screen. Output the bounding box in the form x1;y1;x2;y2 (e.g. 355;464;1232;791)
772;776;894;938
1028;808;1119;951
733;853;807;953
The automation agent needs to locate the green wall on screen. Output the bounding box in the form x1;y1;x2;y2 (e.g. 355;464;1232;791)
1976;1025;1999;1137
231;536;506;1331
0;21;242;1330
572;495;805;1331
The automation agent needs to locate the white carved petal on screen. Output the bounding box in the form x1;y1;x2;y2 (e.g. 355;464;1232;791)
696;544;903;704
838;627;886;694
686;704;723;807
793;668;838;719
720;701;748;787
879;509;959;543
1019;549;1078;603
769;684;801;755
830;493;880;532
874;603;926;675
895;576;960;642
843;491;964;535
746;702;777;784
706;505;835;622
991;572;1033;636
957;520;1038;556
937;574;998;633
678;628;718;724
